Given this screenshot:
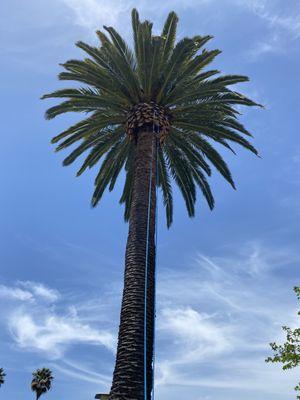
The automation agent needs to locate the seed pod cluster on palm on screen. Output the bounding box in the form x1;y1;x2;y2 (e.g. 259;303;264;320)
126;101;171;143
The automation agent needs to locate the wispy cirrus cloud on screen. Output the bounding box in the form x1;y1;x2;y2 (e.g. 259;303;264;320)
18;281;60;302
160;307;232;363
157;306;233;387
0;280;116;359
236;0;300;58
0;285;34;302
50;359;112;385
0;281;59;303
9;311;115;358
241;0;300;38
154;241;299;396
59;0;213;31
61;0;133;29
50;363;108;385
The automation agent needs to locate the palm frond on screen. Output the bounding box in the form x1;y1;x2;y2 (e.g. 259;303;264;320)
91;138;128;206
164;141;196;217
160;11;179;65
0;368;6;387
186;131;236;188
119;147;135;221
76;128;124;176
157;147;173;227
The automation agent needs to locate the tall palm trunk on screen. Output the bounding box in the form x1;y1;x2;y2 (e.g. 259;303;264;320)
109;127;157;400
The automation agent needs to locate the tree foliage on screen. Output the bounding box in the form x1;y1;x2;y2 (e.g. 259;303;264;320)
266;287;300;398
43;9;260;226
0;368;5;387
31;368;53;400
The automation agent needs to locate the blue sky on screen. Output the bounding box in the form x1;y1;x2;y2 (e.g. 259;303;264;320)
0;0;300;399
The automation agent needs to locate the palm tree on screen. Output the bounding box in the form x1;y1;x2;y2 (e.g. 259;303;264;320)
0;368;6;387
42;9;260;400
31;368;53;400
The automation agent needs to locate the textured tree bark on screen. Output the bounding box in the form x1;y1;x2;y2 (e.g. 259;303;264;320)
109;127;157;400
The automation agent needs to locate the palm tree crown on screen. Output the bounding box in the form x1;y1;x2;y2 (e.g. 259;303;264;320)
0;368;6;387
31;368;53;400
42;9;260;227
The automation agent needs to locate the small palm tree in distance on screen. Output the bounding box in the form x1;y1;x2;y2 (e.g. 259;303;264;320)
31;368;53;400
0;368;6;387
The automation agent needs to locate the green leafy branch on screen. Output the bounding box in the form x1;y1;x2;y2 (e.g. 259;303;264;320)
266;287;300;399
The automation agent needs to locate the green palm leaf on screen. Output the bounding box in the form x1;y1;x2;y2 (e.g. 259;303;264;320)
157;147;173;227
0;368;6;387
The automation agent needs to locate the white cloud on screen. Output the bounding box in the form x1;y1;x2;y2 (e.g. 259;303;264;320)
60;0;133;29
0;281;59;303
160;307;232;362
248;34;283;59
49;363;107;384
236;0;300;58
59;0;216;33
18;281;60;302
243;0;300;37
0;285;34;302
156;306;233;386
0;280;116;359
9;311;115;358
50;359;112;385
